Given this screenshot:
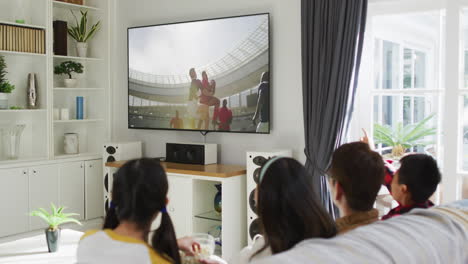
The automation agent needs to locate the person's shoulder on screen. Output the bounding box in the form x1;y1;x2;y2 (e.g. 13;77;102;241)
147;246;172;264
80;229;100;241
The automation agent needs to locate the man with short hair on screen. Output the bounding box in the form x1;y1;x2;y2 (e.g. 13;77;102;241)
327;142;385;233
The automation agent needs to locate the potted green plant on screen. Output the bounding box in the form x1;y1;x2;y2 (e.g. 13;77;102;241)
68;11;100;57
373;113;437;158
54;61;84;88
30;203;81;253
0;55;15;109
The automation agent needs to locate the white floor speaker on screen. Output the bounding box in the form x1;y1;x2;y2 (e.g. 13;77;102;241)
246;150;292;245
103;142;142;213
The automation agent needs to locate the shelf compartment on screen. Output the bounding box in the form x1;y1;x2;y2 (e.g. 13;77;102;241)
54;87;104;91
53;121;106;158
53;55;103;61
0;21;46;30
52;1;102;12
194;211;222;222
54;152;101;160
0;50;46;57
0;109;47;113
0;157;49;167
54;119;104;124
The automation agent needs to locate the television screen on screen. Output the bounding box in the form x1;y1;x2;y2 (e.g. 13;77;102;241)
128;14;270;133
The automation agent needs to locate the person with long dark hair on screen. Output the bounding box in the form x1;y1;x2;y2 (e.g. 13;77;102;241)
77;158;199;264
228;157;337;263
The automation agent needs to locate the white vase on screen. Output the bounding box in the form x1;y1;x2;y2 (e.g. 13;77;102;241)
64;133;79;154
0;93;8;109
76;42;88;57
64;79;78;88
1;124;26;160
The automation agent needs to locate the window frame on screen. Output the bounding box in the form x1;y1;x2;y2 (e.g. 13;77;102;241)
350;0;466;202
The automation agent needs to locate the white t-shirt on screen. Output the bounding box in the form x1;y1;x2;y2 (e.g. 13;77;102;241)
76;229;171;264
229;235;271;264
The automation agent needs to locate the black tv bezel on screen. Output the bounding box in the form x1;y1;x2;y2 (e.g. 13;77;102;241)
127;13;271;135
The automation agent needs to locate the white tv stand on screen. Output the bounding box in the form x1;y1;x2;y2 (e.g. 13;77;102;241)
105;160;247;260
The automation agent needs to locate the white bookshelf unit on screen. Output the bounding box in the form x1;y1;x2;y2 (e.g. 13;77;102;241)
0;0;111;165
0;0;110;238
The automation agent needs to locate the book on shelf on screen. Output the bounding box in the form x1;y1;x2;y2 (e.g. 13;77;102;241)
0;24;45;54
0;25;3;50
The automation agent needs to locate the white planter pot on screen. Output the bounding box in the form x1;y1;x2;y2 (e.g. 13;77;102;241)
0;93;8;109
64;79;78;88
76;42;88;57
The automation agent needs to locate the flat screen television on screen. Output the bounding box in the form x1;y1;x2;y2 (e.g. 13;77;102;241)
128;13;270;134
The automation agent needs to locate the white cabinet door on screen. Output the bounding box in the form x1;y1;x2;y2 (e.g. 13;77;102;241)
29;165;59;230
59;161;85;221
85;159;104;219
0;168;29;237
153;175;192;237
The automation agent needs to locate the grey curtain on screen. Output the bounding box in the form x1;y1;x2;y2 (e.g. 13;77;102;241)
301;0;368;217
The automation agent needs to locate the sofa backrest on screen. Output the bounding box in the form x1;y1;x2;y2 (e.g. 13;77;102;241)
253;200;468;264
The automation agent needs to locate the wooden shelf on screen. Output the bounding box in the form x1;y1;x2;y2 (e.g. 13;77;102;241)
54;119;104;124
106;161;246;178
54;87;104;91
0;21;46;30
53;55;103;61
52;1;102;12
0;109;47;113
0;50;46;57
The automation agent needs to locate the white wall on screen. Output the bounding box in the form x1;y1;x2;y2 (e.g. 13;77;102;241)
111;0;304;165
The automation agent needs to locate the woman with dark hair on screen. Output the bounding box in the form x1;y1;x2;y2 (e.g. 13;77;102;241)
228;157;337;263
77;158;199;264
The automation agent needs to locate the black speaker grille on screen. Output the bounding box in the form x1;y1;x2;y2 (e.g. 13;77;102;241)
104;173;108;192
249;218;260;239
166;143;205;164
107;156;116;163
253;156;267;166
253;167;261;184
249;189;257;214
106;146;116;155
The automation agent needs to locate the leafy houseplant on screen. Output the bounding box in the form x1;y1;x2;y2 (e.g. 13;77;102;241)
373;113;437;158
31;203;81;253
0;55;15;109
54;61;84;88
68;11;101;57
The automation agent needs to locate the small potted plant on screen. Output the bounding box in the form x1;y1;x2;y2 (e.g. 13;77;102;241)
373;113;437;159
31;203;81;253
54;61;84;88
68;11;100;57
0;55;15;109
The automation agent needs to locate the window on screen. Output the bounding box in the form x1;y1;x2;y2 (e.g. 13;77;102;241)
350;1;463;202
372;36;439;157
